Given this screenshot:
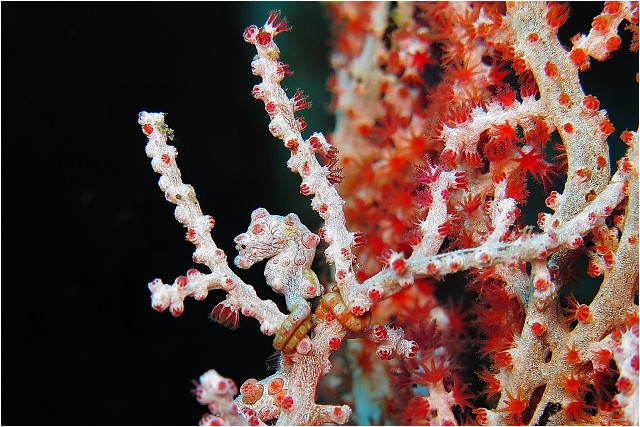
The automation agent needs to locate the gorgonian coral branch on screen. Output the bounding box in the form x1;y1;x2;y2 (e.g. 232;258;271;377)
243;12;369;316
138;112;287;334
351;162;633;312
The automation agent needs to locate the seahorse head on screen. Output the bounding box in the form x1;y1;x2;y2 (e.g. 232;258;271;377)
234;208;319;269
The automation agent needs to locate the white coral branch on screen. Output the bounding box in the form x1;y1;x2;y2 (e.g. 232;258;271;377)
138;111;286;334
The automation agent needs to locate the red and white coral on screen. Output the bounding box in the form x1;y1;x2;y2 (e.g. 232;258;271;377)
141;3;638;425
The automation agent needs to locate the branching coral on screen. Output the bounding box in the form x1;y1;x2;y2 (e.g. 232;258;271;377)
140;2;638;425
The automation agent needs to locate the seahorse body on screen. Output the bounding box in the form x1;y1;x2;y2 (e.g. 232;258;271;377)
234;208;322;311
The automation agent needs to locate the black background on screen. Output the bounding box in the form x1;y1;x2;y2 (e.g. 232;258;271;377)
2;2;637;426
